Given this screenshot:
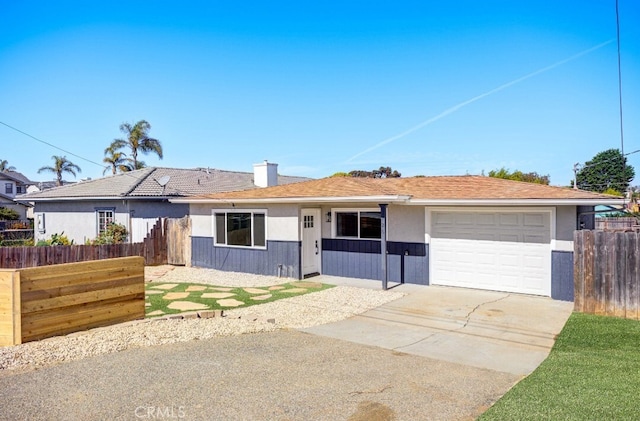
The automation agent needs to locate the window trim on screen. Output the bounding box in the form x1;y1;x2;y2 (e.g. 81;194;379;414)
212;209;268;249
95;208;116;236
331;208;386;240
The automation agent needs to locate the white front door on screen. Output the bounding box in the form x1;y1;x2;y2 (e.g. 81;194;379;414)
301;209;321;276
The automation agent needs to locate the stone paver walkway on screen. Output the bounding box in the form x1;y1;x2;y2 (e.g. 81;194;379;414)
145;280;320;316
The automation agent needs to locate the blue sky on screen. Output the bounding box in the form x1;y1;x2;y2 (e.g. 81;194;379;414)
1;1;638;186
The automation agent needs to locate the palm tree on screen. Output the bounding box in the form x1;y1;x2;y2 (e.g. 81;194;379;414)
38;155;81;186
111;120;162;170
103;142;132;175
0;159;16;172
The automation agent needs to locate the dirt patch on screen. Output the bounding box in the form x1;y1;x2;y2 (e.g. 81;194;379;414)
347;401;396;421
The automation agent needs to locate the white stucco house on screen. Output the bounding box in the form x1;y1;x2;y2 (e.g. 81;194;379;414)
172;175;623;301
0;171;34;219
18;162;308;244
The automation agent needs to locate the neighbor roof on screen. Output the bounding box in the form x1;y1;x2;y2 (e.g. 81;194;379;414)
175;175;624;206
18;167;310;201
0;171;33;184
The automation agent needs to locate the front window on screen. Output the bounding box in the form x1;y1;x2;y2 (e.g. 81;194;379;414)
16;186;24;194
335;210;381;239
96;209;115;234
214;210;266;248
5;183;12;194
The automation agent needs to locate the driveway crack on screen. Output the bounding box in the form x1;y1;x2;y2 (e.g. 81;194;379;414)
392;293;511;351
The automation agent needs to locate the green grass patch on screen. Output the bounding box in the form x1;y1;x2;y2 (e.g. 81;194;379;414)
480;312;640;420
145;281;333;317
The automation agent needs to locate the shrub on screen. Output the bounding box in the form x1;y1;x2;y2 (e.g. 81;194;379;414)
0;207;20;220
92;222;128;245
37;232;73;246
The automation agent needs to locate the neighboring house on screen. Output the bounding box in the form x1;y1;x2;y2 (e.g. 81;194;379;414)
173;175;624;301
0;171;34;219
19;162;308;244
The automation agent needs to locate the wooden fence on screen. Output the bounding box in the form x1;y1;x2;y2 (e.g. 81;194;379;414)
595;217;640;231
0;218;168;269
0;256;145;346
574;230;639;320
166;216;191;265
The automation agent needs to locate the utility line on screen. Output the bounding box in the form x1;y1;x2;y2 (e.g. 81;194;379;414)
0;120;110;172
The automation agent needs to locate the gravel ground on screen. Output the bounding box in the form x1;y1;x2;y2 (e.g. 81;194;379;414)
0;268;403;373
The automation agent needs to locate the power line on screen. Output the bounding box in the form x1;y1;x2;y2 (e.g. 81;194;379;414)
0;120;110;172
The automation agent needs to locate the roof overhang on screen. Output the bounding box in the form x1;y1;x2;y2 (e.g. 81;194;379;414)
171;195;411;204
173;196;626;206
22;196;178;202
406;198;627;206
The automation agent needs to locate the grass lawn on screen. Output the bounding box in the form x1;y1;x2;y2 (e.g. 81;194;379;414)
480;312;640;420
145;281;333;317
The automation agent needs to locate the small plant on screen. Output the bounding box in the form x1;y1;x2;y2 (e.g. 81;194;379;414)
37;232;73;246
92;222;128;245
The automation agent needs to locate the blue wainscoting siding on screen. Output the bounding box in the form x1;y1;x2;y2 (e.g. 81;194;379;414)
551;250;574;301
191;236;301;279
322;239;429;285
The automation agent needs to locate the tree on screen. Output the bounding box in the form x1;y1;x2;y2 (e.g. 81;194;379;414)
38;155;81;186
111;120;162;170
103;143;132;175
0;159;16;172
576;149;634;194
348;166;402;178
488;168;550;185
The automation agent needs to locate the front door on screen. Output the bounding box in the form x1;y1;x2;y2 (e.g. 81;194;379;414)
301;209;321;276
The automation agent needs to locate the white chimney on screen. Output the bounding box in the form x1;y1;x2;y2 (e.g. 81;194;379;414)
253;160;278;187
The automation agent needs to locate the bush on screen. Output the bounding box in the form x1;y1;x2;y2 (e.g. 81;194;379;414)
37;232;73;246
0;207;20;220
92;222;128;245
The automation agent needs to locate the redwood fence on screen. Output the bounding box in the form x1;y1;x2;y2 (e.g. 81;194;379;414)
574;230;639;320
0;218;168;269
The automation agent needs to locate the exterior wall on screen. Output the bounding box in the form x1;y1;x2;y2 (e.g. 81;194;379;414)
189;203;299;241
33;200;187;244
555;206;576;242
189;203;301;278
321;239;429;285
551;250;574;301
191;236;300;278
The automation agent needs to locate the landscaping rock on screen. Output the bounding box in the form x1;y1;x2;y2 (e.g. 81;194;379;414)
251;294;272;301
152;283;180;290
217;299;245;307
167;301;210;311
243;287;269;294
279;288;307;294
163;292;191;300
185;285;208;292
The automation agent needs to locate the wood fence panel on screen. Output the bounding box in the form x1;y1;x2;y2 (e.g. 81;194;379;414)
573;230;584;312
18;256;145;343
584;230;595;314
604;232;615;315
166;216;191;266
574;230;640;320
614;232;626;318
630;235;640;320
0;271;21;346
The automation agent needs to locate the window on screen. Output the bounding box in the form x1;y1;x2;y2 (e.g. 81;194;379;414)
16;186;24;194
96;209;115;234
334;209;381;239
5;183;12;194
214;210;266;248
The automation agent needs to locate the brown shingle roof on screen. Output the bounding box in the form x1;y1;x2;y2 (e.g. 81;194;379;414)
185;175;621;203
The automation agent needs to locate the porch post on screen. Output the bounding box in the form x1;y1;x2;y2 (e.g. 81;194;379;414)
379;203;388;290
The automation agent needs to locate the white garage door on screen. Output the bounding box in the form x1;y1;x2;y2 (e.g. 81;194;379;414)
430;210;551;296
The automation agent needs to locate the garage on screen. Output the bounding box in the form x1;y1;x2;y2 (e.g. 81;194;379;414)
429;209;552;296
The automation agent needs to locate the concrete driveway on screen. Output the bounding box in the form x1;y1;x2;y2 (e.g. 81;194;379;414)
304;277;574;376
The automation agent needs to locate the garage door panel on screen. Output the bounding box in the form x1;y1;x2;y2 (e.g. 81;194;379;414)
430;210;551;296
